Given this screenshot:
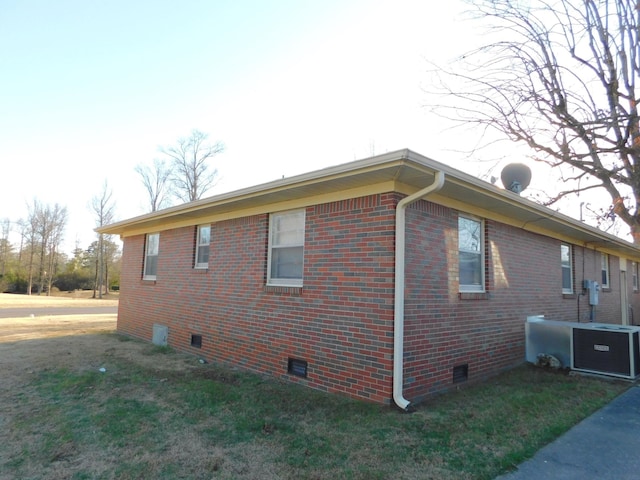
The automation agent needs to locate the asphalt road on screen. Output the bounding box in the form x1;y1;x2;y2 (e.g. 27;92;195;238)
495;386;640;480
0;306;118;318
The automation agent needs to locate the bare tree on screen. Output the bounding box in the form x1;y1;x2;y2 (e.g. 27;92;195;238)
0;218;10;278
17;216;36;294
23;201;40;295
159;129;225;203
91;181;116;299
102;236;121;291
42;204;67;295
21;200;67;295
135;158;172;212
428;0;640;242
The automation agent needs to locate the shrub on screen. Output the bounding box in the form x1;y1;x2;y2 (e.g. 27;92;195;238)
1;272;28;293
54;271;94;291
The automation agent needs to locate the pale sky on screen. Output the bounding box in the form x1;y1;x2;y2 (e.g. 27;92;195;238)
0;0;578;254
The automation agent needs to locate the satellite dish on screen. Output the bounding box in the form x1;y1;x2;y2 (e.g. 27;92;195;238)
501;163;532;194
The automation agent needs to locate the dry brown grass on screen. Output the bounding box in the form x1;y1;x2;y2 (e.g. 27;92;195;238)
0;317;295;480
0;291;118;308
0;308;630;480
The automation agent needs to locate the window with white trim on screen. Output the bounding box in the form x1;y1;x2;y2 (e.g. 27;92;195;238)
561;243;573;294
267;209;305;286
143;233;160;280
601;253;610;289
195;225;210;269
633;262;638;292
458;215;484;292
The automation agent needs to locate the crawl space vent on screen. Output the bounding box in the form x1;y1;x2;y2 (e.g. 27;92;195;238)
288;358;308;378
453;364;469;384
152;324;168;346
190;334;202;349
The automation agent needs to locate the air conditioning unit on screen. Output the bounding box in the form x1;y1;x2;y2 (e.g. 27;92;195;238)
525;316;572;368
572;324;640;379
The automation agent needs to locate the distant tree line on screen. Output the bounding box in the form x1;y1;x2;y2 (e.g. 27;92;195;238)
54;237;121;294
0;194;120;295
1;129;224;294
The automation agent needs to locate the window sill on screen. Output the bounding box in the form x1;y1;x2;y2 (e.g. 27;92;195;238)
264;285;303;296
458;291;489;300
562;293;577;299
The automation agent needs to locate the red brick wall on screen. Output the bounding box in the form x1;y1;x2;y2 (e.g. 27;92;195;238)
403;200;639;402
118;194;397;404
117;193;640;405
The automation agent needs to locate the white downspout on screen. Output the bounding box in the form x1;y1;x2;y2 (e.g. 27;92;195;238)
393;171;445;411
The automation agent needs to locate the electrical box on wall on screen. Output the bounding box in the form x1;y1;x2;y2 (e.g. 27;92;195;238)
589;282;599;305
583;280;600;305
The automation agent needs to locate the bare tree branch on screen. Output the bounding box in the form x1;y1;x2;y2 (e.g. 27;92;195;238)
90;181;116;299
427;0;640;242
135;158;172;212
22;200;68;295
159;129;225;203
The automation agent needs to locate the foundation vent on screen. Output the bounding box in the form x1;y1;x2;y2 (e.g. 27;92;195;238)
453;364;469;384
190;334;202;349
152;324;168;346
288;358;308;378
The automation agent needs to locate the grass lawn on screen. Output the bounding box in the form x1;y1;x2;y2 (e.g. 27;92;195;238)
0;330;629;480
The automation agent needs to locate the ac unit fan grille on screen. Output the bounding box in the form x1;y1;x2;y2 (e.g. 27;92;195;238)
573;329;636;376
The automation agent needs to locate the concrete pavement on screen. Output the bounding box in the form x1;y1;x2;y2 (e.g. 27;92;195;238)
495;386;640;479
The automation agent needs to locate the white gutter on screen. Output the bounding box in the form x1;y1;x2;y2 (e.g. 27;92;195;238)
393;171;445;411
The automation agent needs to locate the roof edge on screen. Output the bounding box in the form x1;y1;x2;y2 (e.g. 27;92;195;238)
96;149;640;259
97;149;417;234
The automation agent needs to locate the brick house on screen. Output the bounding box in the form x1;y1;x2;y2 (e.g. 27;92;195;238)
99;149;640;408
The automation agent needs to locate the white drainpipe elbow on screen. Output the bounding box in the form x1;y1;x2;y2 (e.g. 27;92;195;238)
393;171;445;411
